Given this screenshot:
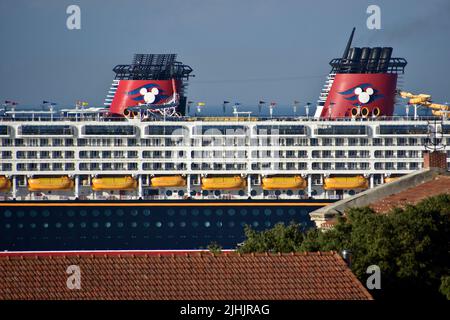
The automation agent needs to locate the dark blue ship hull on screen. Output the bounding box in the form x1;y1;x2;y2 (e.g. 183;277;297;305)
0;199;333;251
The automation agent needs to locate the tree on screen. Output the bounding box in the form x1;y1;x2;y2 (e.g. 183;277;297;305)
237;194;450;300
237;222;305;253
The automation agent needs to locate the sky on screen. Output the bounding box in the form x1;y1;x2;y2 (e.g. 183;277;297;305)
0;0;449;115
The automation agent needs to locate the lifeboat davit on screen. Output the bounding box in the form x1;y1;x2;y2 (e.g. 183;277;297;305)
91;176;137;191
323;176;368;190
0;176;11;191
201;176;246;190
151;176;186;188
262;176;307;190
28;176;74;191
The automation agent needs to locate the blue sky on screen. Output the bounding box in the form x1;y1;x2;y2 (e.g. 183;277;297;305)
0;0;449;114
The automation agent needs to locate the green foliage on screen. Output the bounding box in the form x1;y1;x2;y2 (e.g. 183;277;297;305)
208;241;223;254
439;276;450;300
237;222;304;253
237;194;450;299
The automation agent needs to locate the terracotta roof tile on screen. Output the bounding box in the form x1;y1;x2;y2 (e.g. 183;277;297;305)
0;251;372;300
370;175;450;213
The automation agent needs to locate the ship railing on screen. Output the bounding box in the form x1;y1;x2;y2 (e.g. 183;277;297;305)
0;114;445;123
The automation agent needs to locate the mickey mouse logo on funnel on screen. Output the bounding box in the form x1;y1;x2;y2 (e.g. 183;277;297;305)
127;83;169;105
338;83;383;106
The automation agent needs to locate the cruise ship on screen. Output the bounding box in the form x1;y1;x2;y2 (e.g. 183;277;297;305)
0;29;449;251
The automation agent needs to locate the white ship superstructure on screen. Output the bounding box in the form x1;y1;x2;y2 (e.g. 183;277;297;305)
1;112;448;201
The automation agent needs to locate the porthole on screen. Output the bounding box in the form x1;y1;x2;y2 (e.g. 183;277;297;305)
216;221;223;228
276;209;283;216
43;223;49;228
80;210;87;217
227;209;236;216
240;209;248;216
67;210;75;217
168;222;175;228
131;209;138;217
143;222;150;228
202;190;209;196
167;209;175;216
180;209;188;216
214;190;220;196
104;209;112;217
228;221;235;228
17;211;25;218
131;222;138;228
30;210;38;217
250;190;257;197
166;190;172;196
180;221;186;228
55;222;62;228
67;222;74;228
287;190;293;196
116;209;124;216
252;221;259;227
215;209;223;216
42;210;50;217
105;222;111;228
288;209;296;216
92;222;99;228
191;209;199;216
80;222;87;228
204;209;212;216
178;190;184;197
204;221;211;228
92;210;100;217
4;210;12;218
191;221;199;228
30;223;36;229
264;209;271;216
117;222;124;228
238;190;245;196
252;209;260;216
274;190;281;196
143;209;151;216
155;221;162;228
265;221;271;227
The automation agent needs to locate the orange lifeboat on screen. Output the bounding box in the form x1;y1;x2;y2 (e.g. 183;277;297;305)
91;176;137;191
262;176;307;190
384;176;400;183
28;176;74;191
323;176;368;190
151;176;186;188
201;176;246;190
0;176;11;191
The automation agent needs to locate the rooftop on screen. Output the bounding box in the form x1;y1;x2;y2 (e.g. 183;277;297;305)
0;251;372;300
370;175;450;213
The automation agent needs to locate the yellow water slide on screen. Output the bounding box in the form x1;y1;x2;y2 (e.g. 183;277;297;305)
323;176;368;190
151;176;186;188
91;176;137;191
28;176;74;191
0;176;11;191
399;91;449;117
201;176;246;190
262;176;307;190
